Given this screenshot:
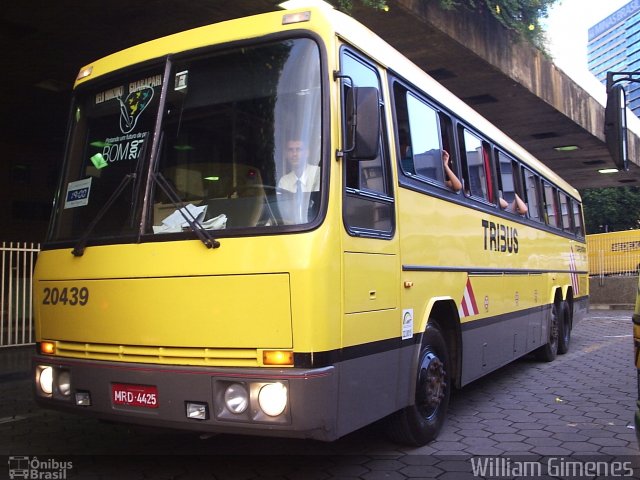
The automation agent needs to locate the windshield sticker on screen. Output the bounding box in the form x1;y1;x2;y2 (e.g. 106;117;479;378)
64;178;92;209
90;153;108;169
100;132;147;164
129;74;162;93
175;70;188;91
95;86;124;105
118;87;154;134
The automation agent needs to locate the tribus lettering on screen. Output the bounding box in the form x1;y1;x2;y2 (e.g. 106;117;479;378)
482;219;518;253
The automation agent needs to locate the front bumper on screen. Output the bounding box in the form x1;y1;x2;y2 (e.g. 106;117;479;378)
33;355;338;441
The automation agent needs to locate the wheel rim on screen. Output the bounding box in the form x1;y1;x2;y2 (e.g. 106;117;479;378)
416;351;447;420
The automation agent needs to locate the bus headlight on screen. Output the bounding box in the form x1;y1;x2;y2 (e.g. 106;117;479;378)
224;383;249;414
57;370;71;397
258;382;288;417
37;366;53;395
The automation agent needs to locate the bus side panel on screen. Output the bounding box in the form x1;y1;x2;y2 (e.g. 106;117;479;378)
460;304;548;386
335;345;414;438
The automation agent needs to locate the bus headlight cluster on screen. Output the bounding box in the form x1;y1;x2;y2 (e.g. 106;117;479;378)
35;365;72;399
215;380;289;424
258;382;287;417
224;383;249;414
37;365;53;395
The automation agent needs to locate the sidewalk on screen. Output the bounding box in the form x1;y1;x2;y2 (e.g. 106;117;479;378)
1;310;638;479
0;345;31;379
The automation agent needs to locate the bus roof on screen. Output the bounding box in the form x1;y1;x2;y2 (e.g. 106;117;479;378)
75;2;580;200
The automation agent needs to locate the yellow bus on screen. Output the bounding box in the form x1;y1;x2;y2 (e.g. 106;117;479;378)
587;229;640;276
33;2;588;445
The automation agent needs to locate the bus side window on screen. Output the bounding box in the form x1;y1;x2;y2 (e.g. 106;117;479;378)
406;93;444;183
341;49;394;236
523;167;542;222
459;128;493;202
559;192;571;231
497;150;515;203
572;201;584;237
496;152;528;216
392;83;414;174
543;181;560;228
439;113;462;193
392;82;460;192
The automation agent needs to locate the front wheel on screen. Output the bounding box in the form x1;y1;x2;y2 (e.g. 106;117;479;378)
385;322;451;446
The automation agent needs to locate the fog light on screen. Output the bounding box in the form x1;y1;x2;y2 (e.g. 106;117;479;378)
57;370;71;397
258;382;287;417
186;402;209;420
75;391;91;406
37;366;53;395
224;383;249;414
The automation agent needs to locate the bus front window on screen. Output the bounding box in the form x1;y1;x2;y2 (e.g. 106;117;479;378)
47;38;322;246
152;38;322;233
49;69;163;243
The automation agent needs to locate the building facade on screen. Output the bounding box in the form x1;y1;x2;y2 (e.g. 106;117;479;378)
588;0;640;114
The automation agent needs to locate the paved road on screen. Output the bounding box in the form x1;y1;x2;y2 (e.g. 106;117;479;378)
0;309;639;479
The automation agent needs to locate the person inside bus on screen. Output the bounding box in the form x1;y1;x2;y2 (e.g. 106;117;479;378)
499;192;528;216
278;138;320;193
442;149;462;193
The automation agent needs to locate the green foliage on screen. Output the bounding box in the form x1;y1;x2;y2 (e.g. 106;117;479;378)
580;187;640;234
325;0;557;50
432;0;557;50
332;0;388;12
280;0;557;49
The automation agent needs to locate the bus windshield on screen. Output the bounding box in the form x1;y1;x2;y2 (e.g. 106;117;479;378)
48;38;322;244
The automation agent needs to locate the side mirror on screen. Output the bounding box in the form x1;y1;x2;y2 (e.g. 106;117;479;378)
605;83;629;171
345;86;380;160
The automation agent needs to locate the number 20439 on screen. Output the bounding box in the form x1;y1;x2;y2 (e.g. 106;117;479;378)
42;287;89;306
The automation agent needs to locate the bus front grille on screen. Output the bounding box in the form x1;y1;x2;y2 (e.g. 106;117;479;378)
53;341;260;367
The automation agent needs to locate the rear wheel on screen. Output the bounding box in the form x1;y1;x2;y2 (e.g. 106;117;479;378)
557;300;571;354
535;301;559;362
386;322;451;446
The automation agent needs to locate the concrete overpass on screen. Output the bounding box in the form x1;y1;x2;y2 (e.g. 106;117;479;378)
353;0;640;190
2;0;639;220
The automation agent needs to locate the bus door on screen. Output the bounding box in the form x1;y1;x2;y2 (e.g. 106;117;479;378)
337;48;401;433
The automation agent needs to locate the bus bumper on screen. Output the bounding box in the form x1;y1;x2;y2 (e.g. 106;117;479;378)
33;355;339;441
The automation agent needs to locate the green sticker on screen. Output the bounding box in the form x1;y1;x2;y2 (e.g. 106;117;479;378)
90;153;108;169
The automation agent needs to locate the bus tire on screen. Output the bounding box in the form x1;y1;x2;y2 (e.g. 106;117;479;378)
385;322;450;446
535;301;559;362
557;300;571;354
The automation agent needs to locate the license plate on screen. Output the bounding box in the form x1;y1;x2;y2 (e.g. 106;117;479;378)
111;383;159;408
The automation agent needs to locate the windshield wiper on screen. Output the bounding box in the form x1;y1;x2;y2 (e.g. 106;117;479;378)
72;173;136;257
153;172;220;249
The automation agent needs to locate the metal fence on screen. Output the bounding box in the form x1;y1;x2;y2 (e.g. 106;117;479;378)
587;230;640;277
1;242;39;347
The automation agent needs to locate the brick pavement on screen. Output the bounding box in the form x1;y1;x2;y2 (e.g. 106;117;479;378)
0;309;638;478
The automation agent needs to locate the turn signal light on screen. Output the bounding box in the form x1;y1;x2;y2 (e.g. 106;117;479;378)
263;350;293;366
40;341;56;355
